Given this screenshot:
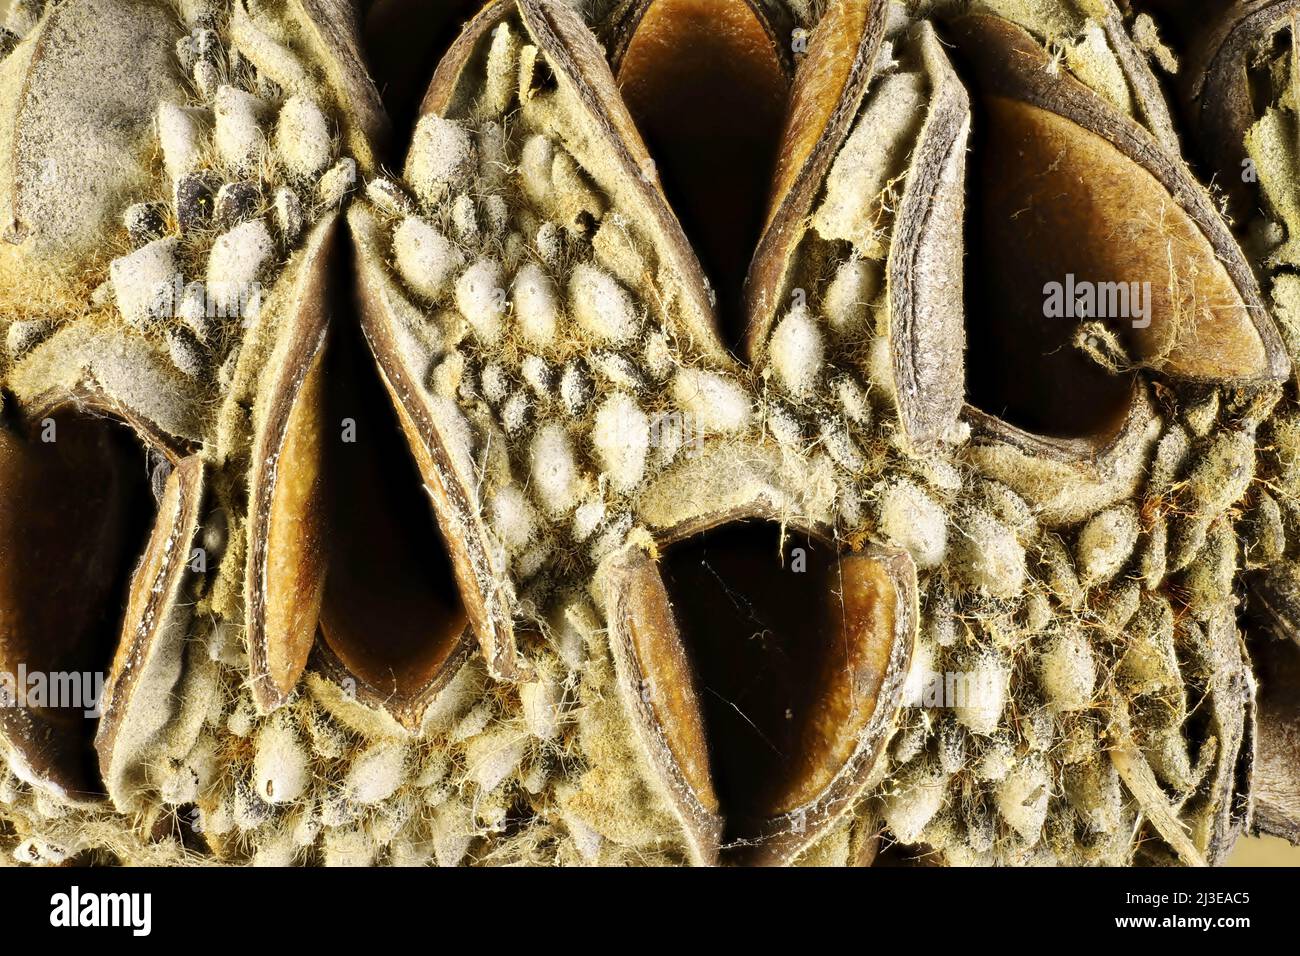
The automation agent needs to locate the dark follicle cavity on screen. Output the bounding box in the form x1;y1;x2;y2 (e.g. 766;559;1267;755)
951;49;1136;439
1128;0;1237;53
363;0;485;158
660;521;898;845
947;14;1272;439
317;316;469;704
0;408;153;796
615;0;790;353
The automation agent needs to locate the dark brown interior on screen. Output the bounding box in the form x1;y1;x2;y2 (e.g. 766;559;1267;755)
1247;629;1300;840
1125;0;1236;53
946;33;1138;440
317;314;469;703
660;521;850;842
363;0;484;159
0;406;153;797
615;0;790;353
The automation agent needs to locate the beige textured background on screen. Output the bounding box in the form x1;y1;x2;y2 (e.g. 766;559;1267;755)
1228;834;1300;866
0;0;1294;868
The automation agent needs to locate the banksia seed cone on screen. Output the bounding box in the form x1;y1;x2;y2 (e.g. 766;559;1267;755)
0;0;1299;867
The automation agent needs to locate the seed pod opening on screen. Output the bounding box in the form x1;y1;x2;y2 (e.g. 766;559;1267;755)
351;203;521;684
362;0;484;150
247;211;507;715
6;0;1297;870
315;292;476;723
0;404;158;798
943;13;1287;441
608;0;793;350
602;520;915;865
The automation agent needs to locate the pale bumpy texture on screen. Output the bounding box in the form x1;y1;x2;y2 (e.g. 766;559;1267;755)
1;0;1299;869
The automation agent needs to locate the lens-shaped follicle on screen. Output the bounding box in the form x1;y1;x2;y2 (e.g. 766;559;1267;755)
316;313;471;715
0;405;154;797
614;0;791;351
